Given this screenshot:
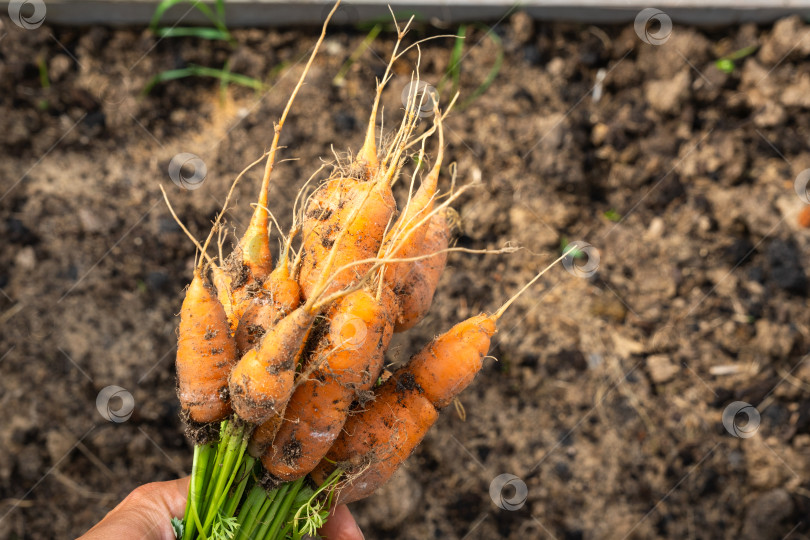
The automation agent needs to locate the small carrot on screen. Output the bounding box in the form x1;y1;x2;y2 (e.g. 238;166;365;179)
393;210;451;332
379;100;450;290
297;178;395;300
160;185;239;424
309;377;437;504
228;304;313;425
234;258;301;355
176;267;239;424
223;3;334;327
296;33;434;301
259;376;354;481
311;251;572;502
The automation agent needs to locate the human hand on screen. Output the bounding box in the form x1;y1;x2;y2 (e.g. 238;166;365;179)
79;477;363;540
317;503;365;540
79;477;189;540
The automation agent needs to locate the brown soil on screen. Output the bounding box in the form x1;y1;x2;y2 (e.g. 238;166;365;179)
2;12;810;540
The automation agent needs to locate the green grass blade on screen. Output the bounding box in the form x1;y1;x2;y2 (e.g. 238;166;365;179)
460;23;504;108
447;25;466;93
150;0;221;33
186;65;264;90
156;27;231;40
142;65;264;95
333;23;382;86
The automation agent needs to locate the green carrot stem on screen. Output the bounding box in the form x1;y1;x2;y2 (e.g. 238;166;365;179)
235;485;274;540
184;442;213;540
249;486;283;539
222;456;256;518
182;444;200;526
202;423;246;534
201;421;231;508
205;434;249;529
267;479;304;540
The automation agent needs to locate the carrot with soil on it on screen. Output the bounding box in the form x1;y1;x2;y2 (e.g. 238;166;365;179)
223;2;337;329
392;208;452;332
379;93;455;291
233;166;328;355
296;22;434;301
255;284;397;481
311;248;576;504
160;184;239;424
233;238;302;355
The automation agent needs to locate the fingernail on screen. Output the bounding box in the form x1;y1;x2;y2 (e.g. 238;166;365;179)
355;523;365;540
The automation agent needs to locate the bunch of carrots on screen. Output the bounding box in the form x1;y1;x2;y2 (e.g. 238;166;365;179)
164;5;569;539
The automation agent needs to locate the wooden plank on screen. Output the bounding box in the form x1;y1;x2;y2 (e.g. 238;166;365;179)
3;0;809;27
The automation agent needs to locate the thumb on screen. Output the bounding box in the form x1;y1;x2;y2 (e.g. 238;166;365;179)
80;477;190;540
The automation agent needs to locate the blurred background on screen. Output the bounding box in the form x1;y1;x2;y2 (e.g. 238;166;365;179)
2;1;810;538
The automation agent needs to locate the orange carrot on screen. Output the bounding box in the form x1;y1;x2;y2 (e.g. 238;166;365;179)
311;254;570;502
176;268;238;424
309;377;437;504
160;185;239;424
259;377;354;481
297;177;396;301
228;305;312;424
380;107;446;289
234;261;301;355
393;211;450;332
